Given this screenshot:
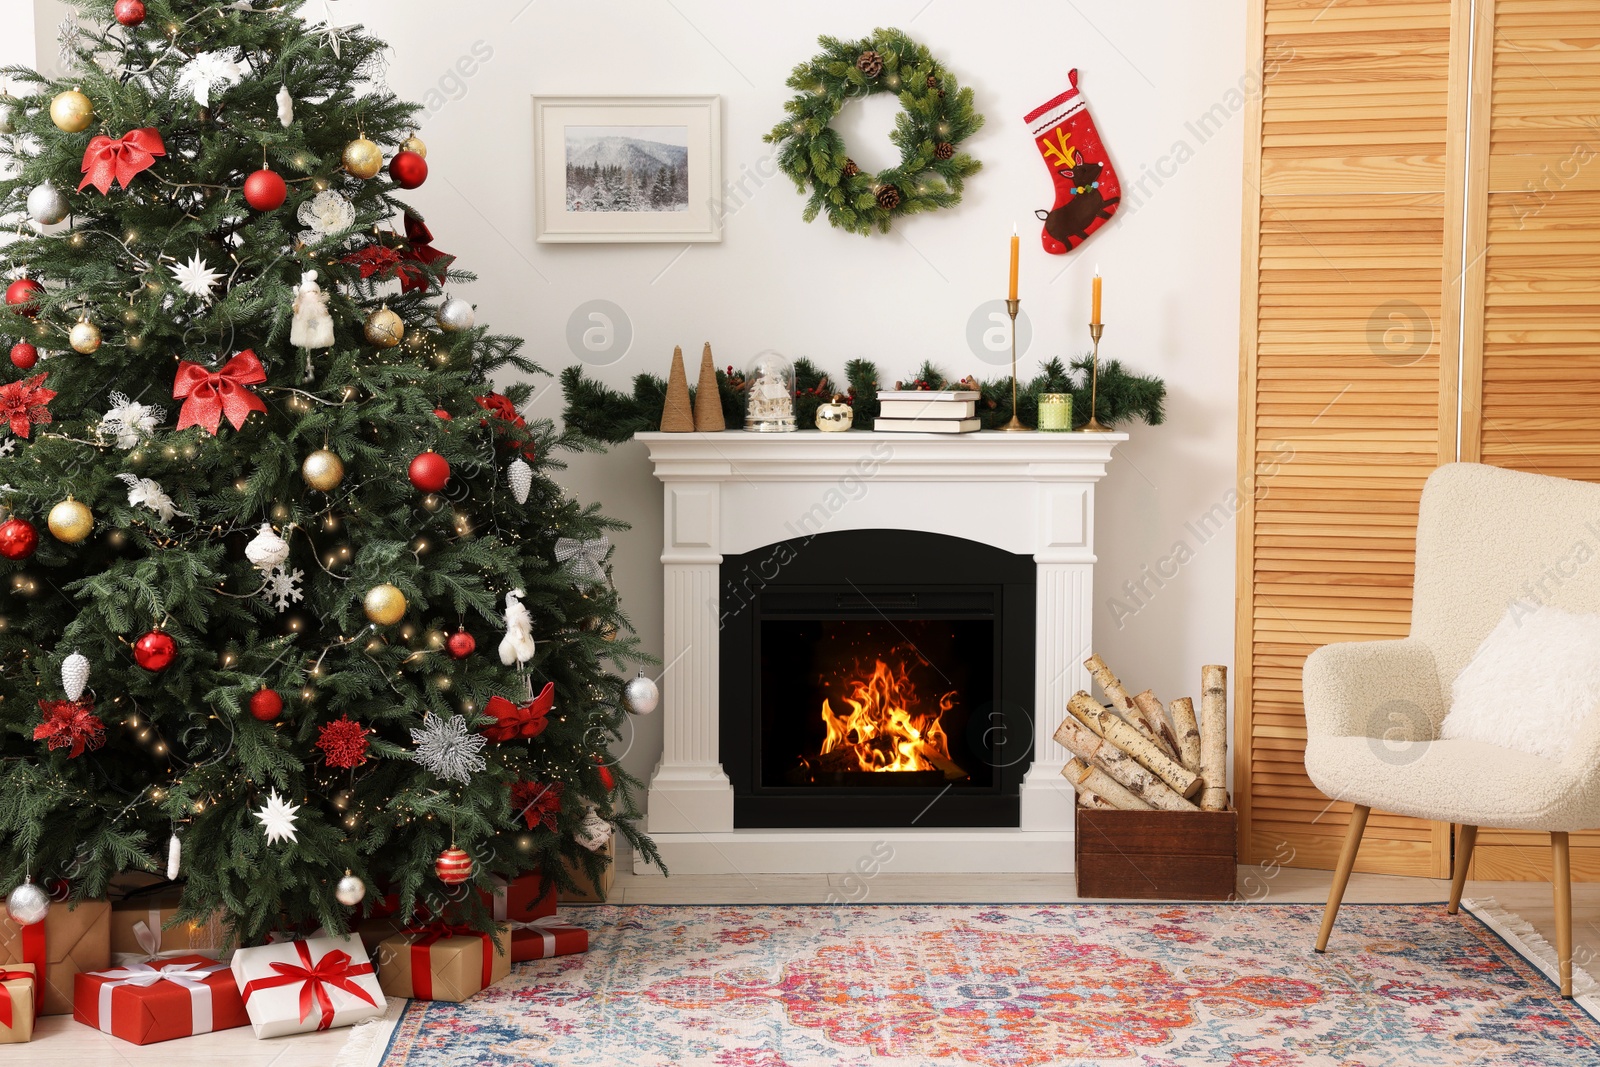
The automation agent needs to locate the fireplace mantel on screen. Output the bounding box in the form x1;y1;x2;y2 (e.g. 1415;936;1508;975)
634;429;1127;875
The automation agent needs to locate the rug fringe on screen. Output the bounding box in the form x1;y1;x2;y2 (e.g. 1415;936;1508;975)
1463;896;1600;1015
332;996;406;1067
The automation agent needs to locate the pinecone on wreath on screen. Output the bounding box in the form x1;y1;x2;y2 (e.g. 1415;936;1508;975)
841;158;860;179
876;185;902;211
934;142;955;161
856;50;884;78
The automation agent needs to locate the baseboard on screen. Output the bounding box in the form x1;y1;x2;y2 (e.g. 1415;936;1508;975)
1464;896;1600;1017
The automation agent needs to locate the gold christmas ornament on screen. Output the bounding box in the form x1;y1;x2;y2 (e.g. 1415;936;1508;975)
363;583;407;626
399;133;427;158
342;137;383;179
301;448;345;491
50;88;93;133
364;306;404;348
48;497;94;544
69;317;102;354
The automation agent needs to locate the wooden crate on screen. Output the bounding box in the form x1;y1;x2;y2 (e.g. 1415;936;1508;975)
1075;806;1238;900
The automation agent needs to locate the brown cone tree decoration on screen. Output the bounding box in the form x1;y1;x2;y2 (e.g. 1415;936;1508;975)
876;185;902;211
660;345;694;432
841;158;859;179
856;50;883;77
935;142;955;161
693;342;725;432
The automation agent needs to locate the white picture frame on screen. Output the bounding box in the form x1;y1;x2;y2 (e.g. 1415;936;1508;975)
534;95;722;244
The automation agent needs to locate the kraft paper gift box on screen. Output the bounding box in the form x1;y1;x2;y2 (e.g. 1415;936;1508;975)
0;963;36;1044
109;888;227;965
0;898;111;1016
508;916;588;963
231;934;386;1038
73;955;248;1046
377;925;510;1003
559;838;615;904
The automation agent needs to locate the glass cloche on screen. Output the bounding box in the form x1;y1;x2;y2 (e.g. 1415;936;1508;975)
743;351;797;432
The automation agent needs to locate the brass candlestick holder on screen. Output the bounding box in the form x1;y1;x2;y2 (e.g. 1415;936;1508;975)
1081;321;1109;432
1002;297;1028;432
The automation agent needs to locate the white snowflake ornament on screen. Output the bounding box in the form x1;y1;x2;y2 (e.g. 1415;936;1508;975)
297;190;355;244
508;458;533;504
254;790;300;845
176;49;245;108
61;652;90;702
410;714;488;785
170;251;223;303
99;392;165;448
499;588;536;667
276;84;294;127
118;473;185;523
264;564;304;613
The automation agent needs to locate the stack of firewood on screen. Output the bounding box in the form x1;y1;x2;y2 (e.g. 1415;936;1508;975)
1053;655;1230;812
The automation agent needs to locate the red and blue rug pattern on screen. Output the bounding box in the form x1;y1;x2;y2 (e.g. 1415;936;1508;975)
373;901;1600;1066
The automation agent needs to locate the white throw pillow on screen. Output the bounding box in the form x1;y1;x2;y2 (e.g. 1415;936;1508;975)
1440;604;1600;762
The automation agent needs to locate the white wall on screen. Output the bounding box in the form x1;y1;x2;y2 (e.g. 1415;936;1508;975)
22;1;1250;861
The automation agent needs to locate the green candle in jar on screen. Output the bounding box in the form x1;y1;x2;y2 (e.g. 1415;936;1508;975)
1038;393;1072;431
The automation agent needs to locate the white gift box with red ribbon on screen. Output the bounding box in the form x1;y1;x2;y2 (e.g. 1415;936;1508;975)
231;935;387;1039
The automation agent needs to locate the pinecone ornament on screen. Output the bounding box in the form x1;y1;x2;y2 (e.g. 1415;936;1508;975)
935;142;955;161
856;50;884;78
926;73;939;89
841;158;860;179
876;185;902;211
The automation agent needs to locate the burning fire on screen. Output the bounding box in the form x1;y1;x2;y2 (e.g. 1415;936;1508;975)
819;658;955;773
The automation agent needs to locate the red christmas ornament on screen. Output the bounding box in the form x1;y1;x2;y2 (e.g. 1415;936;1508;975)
10;342;37;369
433;408;453;421
399;213;453;292
0;517;38;561
446;627;476;660
408;451;450;493
0;374;56;438
482;682;555;743
172;349;268;435
435;847;473;885
34;698;104;758
243;168;287;211
249;688;284;722
597;759;615;792
317;715;369;768
114;0;146;26
79;127;166;195
6;279;43;318
388;150;428;190
133;629;177;671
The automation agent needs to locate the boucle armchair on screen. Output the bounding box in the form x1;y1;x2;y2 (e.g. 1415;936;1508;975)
1304;462;1600;997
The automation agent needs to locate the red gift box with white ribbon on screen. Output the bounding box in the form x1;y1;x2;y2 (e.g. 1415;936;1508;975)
72;955;248;1045
508;917;588;962
489;872;556;924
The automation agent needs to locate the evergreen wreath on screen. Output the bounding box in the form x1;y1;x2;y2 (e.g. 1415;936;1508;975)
764;28;984;235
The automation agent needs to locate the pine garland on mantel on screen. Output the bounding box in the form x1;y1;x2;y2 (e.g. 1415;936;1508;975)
560;356;1165;443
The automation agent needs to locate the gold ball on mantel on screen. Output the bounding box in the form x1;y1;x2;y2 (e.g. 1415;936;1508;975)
363;583;407;626
50;88;93;132
399;134;427;158
48;497;94;543
301;448;345;492
342;137;384;179
364;306;404;348
69;318;102;354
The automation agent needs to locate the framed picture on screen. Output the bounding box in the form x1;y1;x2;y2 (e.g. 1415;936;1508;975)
533;95;722;244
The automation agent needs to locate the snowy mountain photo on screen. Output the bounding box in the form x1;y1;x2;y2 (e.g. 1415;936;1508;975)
565;125;690;212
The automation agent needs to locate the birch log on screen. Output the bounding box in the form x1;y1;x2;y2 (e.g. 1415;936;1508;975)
1068;692;1202;799
1076;785;1118;810
1085;653;1174;755
1199;665;1229;811
1133;689;1182;758
1062;757;1151;811
1170;696;1202;773
1053;715;1198;812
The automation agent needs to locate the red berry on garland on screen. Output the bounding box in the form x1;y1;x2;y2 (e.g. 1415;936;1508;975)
114;0;146;26
445;627;476;660
435;846;472;885
388;150;428;190
6;279;43;318
243;168;287;211
0;517;38;561
408;451;450;492
133;629;177;671
249;688;284;722
597;759;615;792
9;342;37;370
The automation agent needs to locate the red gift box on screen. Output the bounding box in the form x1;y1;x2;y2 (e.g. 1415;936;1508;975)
490;872;556;923
73;954;248;1045
508;917;588;962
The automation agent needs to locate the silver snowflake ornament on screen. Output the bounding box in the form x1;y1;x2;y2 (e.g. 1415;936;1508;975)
170;252;224;303
410;714;487;785
555;535;611;584
264;564;304;612
316;1;354;59
255;790;300;845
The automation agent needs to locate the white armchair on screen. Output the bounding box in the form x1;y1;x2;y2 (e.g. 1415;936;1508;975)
1305;462;1600;997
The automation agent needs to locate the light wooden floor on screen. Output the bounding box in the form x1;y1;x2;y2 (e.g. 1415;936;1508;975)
19;867;1600;1066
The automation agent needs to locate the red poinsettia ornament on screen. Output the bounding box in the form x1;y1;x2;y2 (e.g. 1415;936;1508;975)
35;698;105;757
510;780;564;832
316;715;369;769
0;373;56;438
474;392;536;461
172;350;267;434
339;243;406;281
482;681;554;743
79;127;166;195
400;213;452;292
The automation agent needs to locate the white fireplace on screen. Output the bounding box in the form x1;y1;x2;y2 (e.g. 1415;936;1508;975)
633;429;1126;875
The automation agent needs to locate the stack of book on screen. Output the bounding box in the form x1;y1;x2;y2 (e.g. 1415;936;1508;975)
873;389;983;434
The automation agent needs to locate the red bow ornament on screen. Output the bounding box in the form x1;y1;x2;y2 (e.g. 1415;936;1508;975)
239;942;377;1030
79;128;166;195
35;698;105;758
400;213;453;292
482;681;554;743
0;374;55;438
173;349;268;434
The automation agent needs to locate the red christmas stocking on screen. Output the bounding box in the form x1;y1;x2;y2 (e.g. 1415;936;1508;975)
1025;69;1121;255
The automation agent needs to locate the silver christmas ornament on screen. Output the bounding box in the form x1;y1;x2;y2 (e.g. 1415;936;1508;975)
555;536;610;584
623;670;659;715
335;870;366;906
27;182;69;225
508;458;532;504
0;99;13;135
61;651;90;702
436;295;475;332
6;878;50;925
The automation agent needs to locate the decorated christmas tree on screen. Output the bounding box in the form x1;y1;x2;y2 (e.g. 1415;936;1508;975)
0;0;657;944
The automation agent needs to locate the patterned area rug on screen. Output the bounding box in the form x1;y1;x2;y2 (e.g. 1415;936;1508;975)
364;900;1600;1066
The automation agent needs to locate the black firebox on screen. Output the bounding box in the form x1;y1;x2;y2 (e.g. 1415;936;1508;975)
720;529;1035;828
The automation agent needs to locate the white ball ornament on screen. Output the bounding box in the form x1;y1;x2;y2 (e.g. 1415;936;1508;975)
28;182;69;225
6;878;50;925
623;670;659;715
61;651;90;702
335;870;366;906
436;295;475;332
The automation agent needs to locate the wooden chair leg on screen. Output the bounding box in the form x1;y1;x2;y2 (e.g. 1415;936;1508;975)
1553;831;1573;998
1316;804;1370;953
1448;824;1478;915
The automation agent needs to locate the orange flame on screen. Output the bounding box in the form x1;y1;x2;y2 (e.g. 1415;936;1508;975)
819;658;955;772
